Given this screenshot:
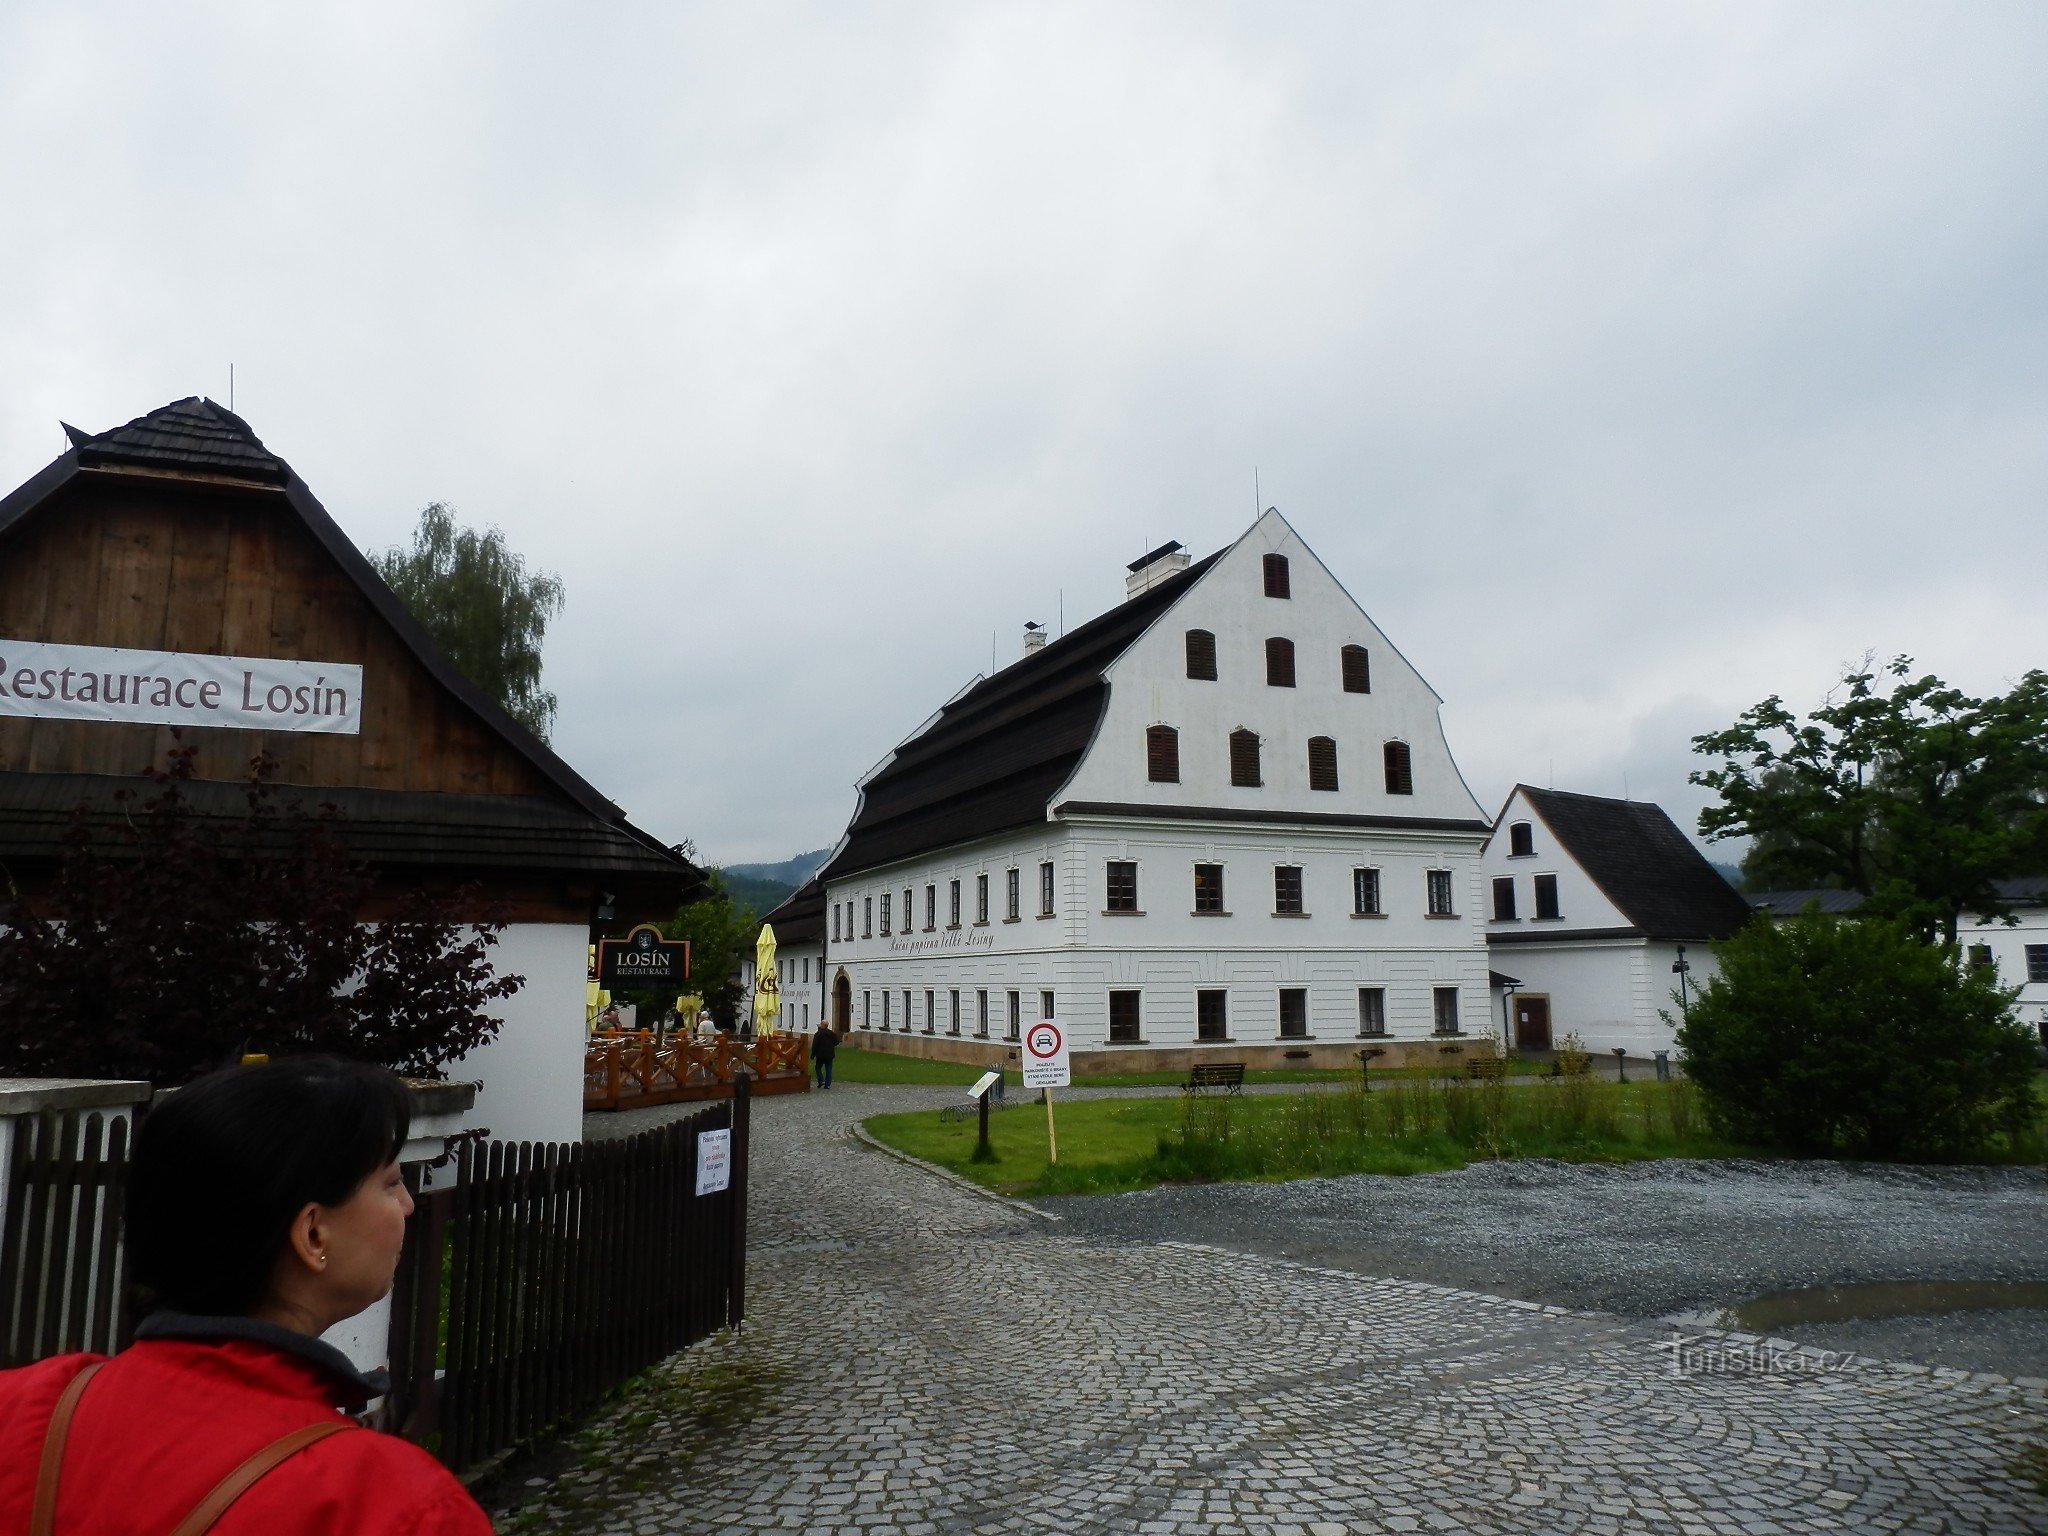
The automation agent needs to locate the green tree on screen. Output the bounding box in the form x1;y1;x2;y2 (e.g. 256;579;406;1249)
658;871;763;1029
1691;657;2048;943
373;502;566;741
1675;911;2039;1160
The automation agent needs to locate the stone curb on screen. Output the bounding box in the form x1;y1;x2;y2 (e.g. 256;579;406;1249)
849;1120;1062;1222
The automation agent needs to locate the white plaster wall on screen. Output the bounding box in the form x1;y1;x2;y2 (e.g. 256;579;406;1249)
1492;938;1721;1058
442;922;588;1145
826;816;1493;1047
1961;909;2048;1029
1059;510;1486;823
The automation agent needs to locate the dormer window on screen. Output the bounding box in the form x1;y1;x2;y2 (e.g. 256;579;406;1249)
1262;553;1290;598
1265;637;1296;687
1509;821;1534;857
1341;645;1370;694
1185;629;1217;681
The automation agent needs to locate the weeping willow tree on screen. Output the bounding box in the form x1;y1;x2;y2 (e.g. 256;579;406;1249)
374;502;566;741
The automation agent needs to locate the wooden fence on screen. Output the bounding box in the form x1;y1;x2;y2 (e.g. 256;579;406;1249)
385;1082;750;1471
0;1111;133;1367
0;1085;749;1478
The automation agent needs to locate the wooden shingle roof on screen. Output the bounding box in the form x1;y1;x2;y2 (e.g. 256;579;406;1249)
67;397;288;484
820;551;1221;881
1516;786;1753;942
760;876;826;945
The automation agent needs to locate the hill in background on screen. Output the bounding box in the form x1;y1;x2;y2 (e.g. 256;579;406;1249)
719;847;831;915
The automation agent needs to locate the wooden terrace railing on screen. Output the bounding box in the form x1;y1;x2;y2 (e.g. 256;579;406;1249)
583;1032;809;1112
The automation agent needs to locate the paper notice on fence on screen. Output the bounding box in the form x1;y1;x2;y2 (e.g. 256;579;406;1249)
695;1128;732;1195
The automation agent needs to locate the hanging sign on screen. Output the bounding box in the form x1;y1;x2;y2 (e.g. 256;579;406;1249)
0;640;362;734
695;1127;731;1195
599;924;690;988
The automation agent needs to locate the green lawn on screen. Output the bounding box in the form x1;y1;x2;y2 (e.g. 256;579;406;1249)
830;1043;1543;1089
865;1078;1751;1196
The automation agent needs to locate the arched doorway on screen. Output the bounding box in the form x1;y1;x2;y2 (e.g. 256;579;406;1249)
833;972;852;1033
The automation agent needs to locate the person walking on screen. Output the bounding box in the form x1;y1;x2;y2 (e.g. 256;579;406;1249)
810;1018;839;1089
0;1057;492;1535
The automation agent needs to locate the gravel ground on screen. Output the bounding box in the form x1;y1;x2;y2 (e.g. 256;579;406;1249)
1036;1156;2048;1378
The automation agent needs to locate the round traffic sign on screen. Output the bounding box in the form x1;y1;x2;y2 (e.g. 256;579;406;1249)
1025;1021;1063;1059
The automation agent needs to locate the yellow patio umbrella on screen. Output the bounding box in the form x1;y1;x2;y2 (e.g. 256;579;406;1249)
752;923;780;1035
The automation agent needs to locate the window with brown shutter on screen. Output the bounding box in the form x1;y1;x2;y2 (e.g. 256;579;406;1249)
1265;637;1296;687
1308;736;1338;791
1383;740;1413;795
1230;728;1261;787
1185;629;1217;680
1341;644;1370;694
1146;724;1180;783
1263;553;1290;598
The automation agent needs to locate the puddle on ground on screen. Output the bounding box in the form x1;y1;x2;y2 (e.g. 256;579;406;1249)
1704;1280;2048;1332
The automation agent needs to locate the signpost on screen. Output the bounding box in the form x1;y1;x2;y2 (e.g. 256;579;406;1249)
1022;1018;1070;1163
968;1070;1001;1160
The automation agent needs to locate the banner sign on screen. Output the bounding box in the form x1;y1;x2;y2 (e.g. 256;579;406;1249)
0;640;362;735
599;924;690;988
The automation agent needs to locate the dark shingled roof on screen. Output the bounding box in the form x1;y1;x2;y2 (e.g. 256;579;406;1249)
820;551;1221;881
1746;888;1868;917
0;397;701;895
761;876;825;946
1749;877;2048;919
0;772;697;888
71;397;289;484
1517;786;1754;942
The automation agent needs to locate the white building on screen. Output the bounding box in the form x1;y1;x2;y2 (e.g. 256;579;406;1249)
814;510;1495;1070
1480;786;1755;1059
746;878;826;1033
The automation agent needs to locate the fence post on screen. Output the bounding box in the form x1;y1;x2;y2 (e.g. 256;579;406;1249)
727;1072;750;1332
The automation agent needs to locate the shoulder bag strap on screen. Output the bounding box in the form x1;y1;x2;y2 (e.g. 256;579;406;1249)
165;1419;355;1536
29;1359;108;1536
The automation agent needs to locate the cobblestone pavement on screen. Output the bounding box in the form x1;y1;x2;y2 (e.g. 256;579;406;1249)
507;1085;2048;1534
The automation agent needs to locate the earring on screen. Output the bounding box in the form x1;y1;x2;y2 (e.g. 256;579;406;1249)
317;1253;328;1268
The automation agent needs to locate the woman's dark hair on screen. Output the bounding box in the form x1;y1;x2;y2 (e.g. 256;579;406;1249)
127;1056;413;1317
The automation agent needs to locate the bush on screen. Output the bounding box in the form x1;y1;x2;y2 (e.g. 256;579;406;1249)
0;748;523;1083
1675;912;2039;1159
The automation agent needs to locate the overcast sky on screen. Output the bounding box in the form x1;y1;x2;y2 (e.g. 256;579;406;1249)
3;3;2043;866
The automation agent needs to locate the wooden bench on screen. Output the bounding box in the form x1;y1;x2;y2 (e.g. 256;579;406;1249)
1183;1062;1246;1097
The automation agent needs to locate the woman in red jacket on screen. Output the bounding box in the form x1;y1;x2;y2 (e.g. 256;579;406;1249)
0;1057;492;1535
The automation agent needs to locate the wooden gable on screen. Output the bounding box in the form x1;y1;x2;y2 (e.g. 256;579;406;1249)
0;469;556;797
